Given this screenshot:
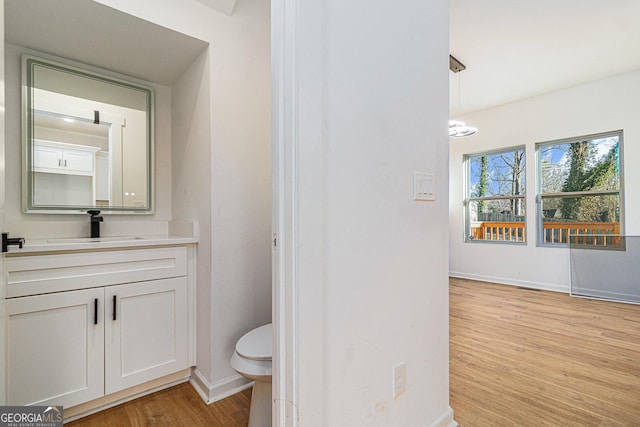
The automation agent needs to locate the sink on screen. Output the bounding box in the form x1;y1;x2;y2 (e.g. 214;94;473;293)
46;236;145;244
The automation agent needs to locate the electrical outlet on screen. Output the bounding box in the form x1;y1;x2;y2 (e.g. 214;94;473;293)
393;362;406;398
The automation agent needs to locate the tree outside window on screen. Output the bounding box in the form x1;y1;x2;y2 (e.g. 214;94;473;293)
465;146;526;243
537;131;622;247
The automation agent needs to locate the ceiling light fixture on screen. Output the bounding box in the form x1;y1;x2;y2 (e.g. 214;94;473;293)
449;120;478;137
449;55;477;138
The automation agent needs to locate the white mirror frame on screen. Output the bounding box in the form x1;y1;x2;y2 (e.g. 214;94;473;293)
21;54;155;214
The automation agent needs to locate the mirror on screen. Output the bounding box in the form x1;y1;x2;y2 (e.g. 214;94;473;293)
22;55;154;213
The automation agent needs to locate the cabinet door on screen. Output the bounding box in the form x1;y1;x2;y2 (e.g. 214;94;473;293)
105;277;188;394
6;288;105;407
33;144;62;171
62;149;94;174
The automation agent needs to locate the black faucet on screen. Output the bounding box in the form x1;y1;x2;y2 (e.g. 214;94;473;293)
2;232;25;252
87;210;103;238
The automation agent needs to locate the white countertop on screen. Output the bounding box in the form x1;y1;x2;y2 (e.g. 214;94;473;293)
7;235;198;254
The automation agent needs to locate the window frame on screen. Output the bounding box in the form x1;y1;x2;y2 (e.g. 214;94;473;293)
535;130;625;248
464;145;527;245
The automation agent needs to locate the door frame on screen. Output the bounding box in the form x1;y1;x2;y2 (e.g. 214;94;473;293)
271;0;296;424
0;0;8;405
272;1;327;425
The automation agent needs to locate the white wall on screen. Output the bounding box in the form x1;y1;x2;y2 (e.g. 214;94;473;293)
277;0;453;424
171;49;214;382
449;69;640;292
96;0;272;399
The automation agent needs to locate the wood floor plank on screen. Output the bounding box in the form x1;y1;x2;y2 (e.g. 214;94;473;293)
66;382;251;426
450;278;640;427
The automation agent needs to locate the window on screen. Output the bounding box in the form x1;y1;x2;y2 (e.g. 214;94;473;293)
537;131;622;247
465;147;526;243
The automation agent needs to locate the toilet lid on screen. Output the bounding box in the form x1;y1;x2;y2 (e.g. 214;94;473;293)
236;323;272;361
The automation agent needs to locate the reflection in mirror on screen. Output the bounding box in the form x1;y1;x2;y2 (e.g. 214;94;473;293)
23;55;154;213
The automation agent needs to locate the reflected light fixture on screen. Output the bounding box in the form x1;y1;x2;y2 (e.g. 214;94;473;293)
449;55;478;138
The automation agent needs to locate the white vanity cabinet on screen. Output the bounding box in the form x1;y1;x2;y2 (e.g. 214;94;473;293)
6;288;105;408
4;244;195;411
104;277;188;395
33;139;100;175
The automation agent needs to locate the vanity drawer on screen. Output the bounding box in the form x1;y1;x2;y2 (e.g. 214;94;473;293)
6;247;188;298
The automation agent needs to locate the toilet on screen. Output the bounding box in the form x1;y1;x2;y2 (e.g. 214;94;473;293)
230;323;272;427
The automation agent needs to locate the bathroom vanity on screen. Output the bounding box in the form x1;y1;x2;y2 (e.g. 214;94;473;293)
3;236;197;418
2;19;201;421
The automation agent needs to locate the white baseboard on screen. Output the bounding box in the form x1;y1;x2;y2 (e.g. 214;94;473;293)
449;271;568;293
190;368;253;405
430;406;458;427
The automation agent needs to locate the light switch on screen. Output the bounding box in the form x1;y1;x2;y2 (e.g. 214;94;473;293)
414;171;435;201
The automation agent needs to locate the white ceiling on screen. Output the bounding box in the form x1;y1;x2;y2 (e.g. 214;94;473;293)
7;0;639;110
5;0;209;86
450;0;640;116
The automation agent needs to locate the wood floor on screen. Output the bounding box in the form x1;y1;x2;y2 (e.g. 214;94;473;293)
66;383;251;426
67;278;640;426
450;277;640;426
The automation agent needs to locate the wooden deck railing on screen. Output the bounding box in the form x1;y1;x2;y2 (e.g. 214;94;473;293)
471;221;526;242
471;221;620;246
541;221;620;246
